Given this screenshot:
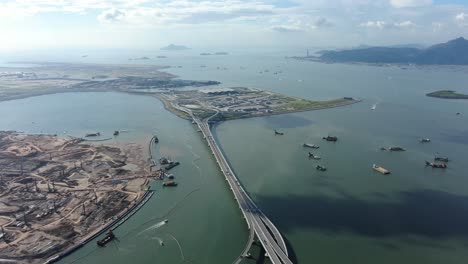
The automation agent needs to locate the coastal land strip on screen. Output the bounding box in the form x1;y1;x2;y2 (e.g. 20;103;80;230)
0;62;359;262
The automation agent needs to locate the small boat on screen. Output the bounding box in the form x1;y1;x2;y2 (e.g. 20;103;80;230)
373;164;390;174
308;152;321;160
166;173;175;179
113;131;119;136
85;132;100;137
425;161;447;168
380;147;387;151
160;241;164;246
389;146;405;151
316;165;327;171
322;136;338;142
154;136;159;143
164;219;168;223
97;231;115;247
163;181;178;187
419;138;431;143
274;130;284;135
303;143;319;149
371;104;376;110
456;112;461;115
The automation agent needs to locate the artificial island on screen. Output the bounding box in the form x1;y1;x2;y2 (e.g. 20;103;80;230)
0;62;359;263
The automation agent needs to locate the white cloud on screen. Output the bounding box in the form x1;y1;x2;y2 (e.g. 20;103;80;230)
394;20;415;28
98;8;125;23
456;12;468;27
389;0;432;8
360;20;387;29
456;12;467;22
360;20;416;29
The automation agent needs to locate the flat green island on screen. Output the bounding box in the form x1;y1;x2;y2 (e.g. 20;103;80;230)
426;90;468;99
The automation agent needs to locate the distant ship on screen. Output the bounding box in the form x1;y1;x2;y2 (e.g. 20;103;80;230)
97;231;115;247
434;155;449;162
316;165;327;171
85;132;100;137
389;146;405;151
322;136;338;142
373;164;390;174
308;152;321;160
303;143;320;149
274;130;284;135
425;161;447;168
163;181;178;187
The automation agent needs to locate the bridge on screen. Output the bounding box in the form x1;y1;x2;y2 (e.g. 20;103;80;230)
173;104;293;264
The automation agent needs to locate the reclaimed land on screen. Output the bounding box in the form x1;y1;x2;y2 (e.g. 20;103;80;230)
156;87;360;121
426;90;468;99
0;131;161;263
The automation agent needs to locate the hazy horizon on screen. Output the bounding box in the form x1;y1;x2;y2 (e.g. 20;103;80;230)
1;0;468;52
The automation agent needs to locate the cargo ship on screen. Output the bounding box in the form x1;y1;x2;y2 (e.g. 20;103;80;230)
323;136;338;142
303;143;319;149
373;164;390;174
163;181;178;187
389;146;405;151
97;231;115;247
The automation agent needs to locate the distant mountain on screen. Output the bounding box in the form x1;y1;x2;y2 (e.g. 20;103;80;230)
318;37;468;65
161;44;190;51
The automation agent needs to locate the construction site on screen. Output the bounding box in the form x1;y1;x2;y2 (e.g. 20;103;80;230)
0;131;155;263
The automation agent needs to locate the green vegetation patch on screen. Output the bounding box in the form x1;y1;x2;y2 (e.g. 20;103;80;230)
280;98;351;111
426;90;468;99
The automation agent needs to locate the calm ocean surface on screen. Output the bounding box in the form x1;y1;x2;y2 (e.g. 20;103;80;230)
1;49;468;263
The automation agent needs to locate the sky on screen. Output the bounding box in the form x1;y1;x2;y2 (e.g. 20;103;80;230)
1;0;468;51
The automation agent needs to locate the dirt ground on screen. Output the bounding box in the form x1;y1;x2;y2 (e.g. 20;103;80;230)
0;131;154;263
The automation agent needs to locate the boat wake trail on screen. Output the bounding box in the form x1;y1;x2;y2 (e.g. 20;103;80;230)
138;220;167;236
150;236;164;246
184;140;205;184
168;233;185;261
120;188;201;239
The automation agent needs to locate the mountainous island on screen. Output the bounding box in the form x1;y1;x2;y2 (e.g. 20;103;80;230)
301;37;468;65
426;90;468;99
160;44;190;51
